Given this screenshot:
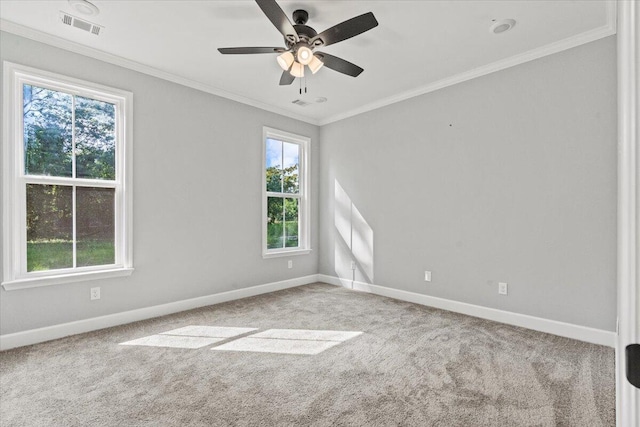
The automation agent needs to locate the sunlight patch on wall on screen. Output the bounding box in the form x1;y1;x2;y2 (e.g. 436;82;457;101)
334;180;374;287
335;181;352;249
335;237;354;288
352;204;374;283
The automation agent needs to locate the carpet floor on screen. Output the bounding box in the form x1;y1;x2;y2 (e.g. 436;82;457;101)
0;283;615;426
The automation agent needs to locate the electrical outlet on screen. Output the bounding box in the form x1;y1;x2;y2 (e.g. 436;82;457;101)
498;282;508;295
287;260;293;269
350;261;356;270
90;287;101;300
424;271;432;282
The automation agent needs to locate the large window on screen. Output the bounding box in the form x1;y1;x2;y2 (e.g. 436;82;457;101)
263;127;310;257
2;62;133;289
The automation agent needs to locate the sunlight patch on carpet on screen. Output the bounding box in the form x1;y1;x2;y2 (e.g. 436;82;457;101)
212;329;363;355
212;337;341;355
119;335;223;349
119;325;256;349
250;329;362;341
120;326;362;354
160;326;257;338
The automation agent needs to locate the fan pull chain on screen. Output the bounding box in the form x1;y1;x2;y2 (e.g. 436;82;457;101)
297;76;308;95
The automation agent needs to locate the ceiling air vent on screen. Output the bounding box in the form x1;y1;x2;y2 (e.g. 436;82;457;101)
59;12;103;36
292;99;312;107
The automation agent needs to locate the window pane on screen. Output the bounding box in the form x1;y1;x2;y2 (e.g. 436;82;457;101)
75;96;116;180
283;142;299;194
77;187;115;267
267;197;284;249
26;184;73;271
23;84;73;177
284;198;299;248
266;138;283;192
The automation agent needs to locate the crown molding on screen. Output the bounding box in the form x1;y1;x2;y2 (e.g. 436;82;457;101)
0;19;320;127
319;0;618;126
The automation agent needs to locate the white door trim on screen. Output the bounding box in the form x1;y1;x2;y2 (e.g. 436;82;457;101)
616;1;639;426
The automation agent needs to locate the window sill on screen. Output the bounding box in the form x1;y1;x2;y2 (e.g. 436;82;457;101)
2;267;134;291
262;249;312;259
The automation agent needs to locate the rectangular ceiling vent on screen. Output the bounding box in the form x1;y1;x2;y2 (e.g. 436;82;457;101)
292;99;311;107
59;12;103;36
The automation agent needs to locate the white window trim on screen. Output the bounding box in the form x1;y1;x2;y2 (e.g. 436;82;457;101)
262;127;311;258
2;62;133;290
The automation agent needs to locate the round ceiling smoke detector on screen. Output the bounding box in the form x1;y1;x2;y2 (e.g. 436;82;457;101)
68;0;100;16
490;19;516;34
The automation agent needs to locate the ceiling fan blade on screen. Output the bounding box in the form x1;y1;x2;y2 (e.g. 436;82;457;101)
218;47;286;54
279;70;295;85
255;0;299;43
315;53;364;77
310;12;378;47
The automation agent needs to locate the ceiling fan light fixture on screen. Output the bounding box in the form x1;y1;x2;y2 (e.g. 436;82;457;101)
290;61;305;78
277;51;295;71
296;46;313;65
218;3;378;86
308;55;324;74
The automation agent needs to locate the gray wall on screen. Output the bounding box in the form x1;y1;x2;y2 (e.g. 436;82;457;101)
0;32;320;335
318;36;618;331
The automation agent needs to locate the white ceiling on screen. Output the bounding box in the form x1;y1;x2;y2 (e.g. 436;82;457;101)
0;1;615;125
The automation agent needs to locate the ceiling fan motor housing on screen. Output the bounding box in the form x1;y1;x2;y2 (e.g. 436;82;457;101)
290;25;317;45
283;10;319;48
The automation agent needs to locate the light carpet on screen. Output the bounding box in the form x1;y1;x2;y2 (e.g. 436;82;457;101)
0;283;615;426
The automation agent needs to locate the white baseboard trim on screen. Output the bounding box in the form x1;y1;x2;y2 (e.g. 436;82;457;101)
318;274;616;347
0;274;321;351
2;274;615;350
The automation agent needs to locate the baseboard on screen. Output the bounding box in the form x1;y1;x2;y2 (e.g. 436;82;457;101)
0;274;321;351
318;274;616;347
2;274;615;350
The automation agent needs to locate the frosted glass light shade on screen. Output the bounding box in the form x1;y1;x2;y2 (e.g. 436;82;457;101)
308;55;324;74
276;52;295;71
296;46;313;65
290;61;304;78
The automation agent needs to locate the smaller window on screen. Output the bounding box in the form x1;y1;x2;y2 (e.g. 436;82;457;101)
262;127;310;258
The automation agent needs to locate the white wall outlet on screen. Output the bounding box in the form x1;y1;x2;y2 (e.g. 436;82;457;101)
287;260;293;269
424;271;432;282
90;287;101;300
498;282;508;295
350;261;356;270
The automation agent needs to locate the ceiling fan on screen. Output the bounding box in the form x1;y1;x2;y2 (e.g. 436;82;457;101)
218;0;378;86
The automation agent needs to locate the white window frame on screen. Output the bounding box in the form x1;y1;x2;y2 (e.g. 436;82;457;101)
2;62;133;290
262;127;311;258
